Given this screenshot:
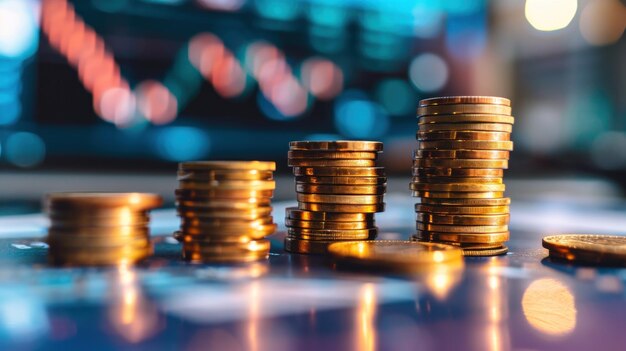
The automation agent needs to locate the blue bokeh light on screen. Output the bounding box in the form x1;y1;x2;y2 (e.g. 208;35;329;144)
334;91;390;139
4;132;46;167
375;79;416;116
255;0;300;21
154;126;211;161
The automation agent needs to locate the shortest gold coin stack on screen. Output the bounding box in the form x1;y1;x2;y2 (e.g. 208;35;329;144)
175;161;276;262
410;96;514;256
285;141;386;254
46;193;163;266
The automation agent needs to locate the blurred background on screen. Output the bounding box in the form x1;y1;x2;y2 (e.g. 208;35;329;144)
0;0;626;212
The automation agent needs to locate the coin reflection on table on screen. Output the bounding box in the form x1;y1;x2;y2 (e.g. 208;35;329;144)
521;278;577;337
107;264;162;342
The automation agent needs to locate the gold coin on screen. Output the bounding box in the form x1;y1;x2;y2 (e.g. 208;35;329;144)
175;188;274;199
416;231;510;243
48;243;152;257
296;183;386;195
177;206;272;220
462;245;509;257
415;149;509;160
412;191;505;199
412;158;508;169
293;167;385;177
284;236;340;254
285;218;374;230
181;223;277;237
410;236;504;249
415;204;510;215
297;193;384;205
287;228;376;240
177;198;271;209
177;180;276;191
288;150;378;159
418;140;514;151
295;176;387;185
542;234;626;264
411;176;502;184
416;213;509;226
417;197;511;206
298;202;385;213
286;207;374;222
288;159;376;167
327;240;463;269
410;182;505;192
177;170;273;181
179;161;276;171
289;140;383;151
46;192;163;210
416;222;508;233
417;105;513;117
419;96;511;106
413;168;504;177
417;131;510;141
418;123;513;133
419;114;514;125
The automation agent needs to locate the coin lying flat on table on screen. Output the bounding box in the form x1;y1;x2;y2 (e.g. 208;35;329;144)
328;240;463;272
177;179;276;190
413;158;508;169
177;206;272;220
418;114;514;124
418;123;513;133
412;176;503;184
461;245;509;257
416;222;509;233
284;236;341;255
542;234;626;265
175;188;274;199
46;192;163;209
289;140;383;152
420;96;511;107
287;227;377;240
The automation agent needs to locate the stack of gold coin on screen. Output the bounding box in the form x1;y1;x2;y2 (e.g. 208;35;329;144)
175;161;276;262
410;96;514;256
285;141;386;254
46;193;163;265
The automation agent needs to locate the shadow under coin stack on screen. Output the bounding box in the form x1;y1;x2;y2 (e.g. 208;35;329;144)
46;193;163;265
175;161;276;262
410;96;514;256
285;141;386;254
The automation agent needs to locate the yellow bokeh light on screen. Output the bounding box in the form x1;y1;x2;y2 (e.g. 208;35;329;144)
525;0;578;31
521;278;577;336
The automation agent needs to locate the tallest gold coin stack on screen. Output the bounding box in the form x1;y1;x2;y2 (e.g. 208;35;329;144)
410;96;514;256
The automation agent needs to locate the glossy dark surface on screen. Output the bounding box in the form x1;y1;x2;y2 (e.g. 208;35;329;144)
0;196;625;351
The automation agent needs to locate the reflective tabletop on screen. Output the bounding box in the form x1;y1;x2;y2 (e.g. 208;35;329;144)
1;190;625;351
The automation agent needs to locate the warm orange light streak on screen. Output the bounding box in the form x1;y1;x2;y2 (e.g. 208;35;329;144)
247;282;260;351
355;284;377;351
